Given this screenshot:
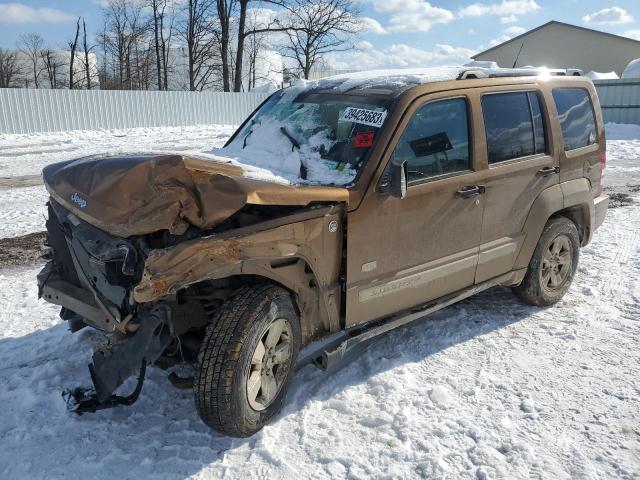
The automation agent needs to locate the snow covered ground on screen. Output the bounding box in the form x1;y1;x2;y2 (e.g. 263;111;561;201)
0;125;236;238
0;123;639;479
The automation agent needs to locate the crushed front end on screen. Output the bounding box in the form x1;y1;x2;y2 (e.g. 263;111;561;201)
37;153;348;414
38;199;175;409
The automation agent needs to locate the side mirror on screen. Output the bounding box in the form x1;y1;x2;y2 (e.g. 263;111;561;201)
379;159;408;199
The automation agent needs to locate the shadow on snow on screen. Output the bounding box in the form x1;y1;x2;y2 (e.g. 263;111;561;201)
0;285;541;479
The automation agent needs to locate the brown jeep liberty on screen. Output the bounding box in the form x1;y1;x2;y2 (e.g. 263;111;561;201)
37;67;609;437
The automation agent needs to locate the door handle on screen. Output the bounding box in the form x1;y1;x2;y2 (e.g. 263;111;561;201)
457;185;486;199
538;166;560;177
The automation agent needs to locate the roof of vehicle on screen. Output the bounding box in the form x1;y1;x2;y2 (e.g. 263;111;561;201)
285;66;583;99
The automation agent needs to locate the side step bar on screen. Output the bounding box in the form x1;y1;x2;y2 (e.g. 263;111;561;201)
299;273;515;371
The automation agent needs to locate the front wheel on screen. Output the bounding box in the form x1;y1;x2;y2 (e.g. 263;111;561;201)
194;284;300;437
512;217;580;306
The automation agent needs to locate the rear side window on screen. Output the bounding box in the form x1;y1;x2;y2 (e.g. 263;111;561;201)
482;92;547;164
552;88;597;150
395;98;470;182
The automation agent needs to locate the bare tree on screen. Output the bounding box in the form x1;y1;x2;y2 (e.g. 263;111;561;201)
233;0;296;92
183;0;221;91
245;21;267;90
19;34;45;88
215;0;236;92
243;9;281;90
0;49;21;88
40;49;65;89
82;18;94;89
149;0;175;90
69;18;81;89
232;0;297;92
280;0;359;80
100;0;152;90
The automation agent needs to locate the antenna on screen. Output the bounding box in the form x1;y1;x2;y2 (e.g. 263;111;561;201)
512;42;524;68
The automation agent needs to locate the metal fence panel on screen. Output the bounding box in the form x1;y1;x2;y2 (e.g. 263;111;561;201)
3;81;640;134
0;89;270;134
593;79;640;125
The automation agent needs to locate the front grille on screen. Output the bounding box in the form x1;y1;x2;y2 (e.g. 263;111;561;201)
45;199;142;320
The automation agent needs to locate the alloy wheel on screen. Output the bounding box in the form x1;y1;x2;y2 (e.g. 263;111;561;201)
247;318;293;411
540;234;573;291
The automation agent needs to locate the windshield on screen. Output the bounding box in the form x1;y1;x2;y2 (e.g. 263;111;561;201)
217;89;391;186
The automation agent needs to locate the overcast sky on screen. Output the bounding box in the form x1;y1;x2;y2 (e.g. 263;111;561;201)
0;0;639;70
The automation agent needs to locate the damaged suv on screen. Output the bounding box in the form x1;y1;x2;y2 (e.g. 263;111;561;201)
38;67;609;437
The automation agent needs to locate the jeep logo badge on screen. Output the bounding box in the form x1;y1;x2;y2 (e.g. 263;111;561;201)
70;192;87;209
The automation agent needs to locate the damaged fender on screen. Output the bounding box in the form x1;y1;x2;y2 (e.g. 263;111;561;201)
133;206;345;343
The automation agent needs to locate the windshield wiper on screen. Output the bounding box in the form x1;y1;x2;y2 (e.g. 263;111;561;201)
279;126;307;180
279;126;300;151
242;120;256;149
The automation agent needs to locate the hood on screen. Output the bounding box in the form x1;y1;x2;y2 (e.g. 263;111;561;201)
42;154;349;237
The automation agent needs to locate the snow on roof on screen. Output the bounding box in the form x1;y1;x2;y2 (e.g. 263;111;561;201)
622;59;640;79
286;67;466;97
287;65;581;97
464;60;499;69
321;67;464;91
585;71;619;80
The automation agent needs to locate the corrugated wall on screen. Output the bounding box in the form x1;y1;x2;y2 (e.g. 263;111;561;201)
594;79;640;125
0;89;270;134
2;81;640;134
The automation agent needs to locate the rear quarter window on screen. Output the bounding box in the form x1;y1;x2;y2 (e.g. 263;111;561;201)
481;91;547;164
552;88;597;151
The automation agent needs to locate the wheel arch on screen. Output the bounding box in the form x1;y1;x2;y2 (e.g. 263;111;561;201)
179;256;339;346
514;179;593;270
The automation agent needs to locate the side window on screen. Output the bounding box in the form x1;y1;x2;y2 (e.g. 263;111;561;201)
482;91;547;164
552;88;597;151
394;98;470;183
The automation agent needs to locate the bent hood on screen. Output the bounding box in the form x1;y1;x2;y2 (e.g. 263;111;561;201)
43;154;349;237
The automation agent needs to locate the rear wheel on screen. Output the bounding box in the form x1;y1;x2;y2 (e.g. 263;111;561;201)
513;217;580;306
194;284;300;437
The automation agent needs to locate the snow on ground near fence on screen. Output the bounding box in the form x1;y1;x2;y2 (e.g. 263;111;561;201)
0;122;639;238
0;124;236;238
0;124;237;177
0;194;638;479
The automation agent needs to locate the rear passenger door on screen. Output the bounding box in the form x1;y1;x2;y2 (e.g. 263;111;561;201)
474;89;559;283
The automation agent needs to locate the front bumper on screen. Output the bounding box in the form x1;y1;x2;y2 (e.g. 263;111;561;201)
38;262;113;331
594;194;609;230
38;200;174;404
38;200;141;331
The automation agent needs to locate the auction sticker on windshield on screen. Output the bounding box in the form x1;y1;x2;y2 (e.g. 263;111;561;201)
340;107;387;128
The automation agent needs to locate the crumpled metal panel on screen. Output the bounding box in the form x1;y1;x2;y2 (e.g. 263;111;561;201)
42;154;349;237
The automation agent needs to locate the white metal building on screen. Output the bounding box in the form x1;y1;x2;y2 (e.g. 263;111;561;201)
472;21;640;76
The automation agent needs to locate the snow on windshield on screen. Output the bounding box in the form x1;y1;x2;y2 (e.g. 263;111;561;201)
205;89;390;186
198;67;470;186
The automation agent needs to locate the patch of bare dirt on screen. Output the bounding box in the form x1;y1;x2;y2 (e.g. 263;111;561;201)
0;231;47;268
607;192;636;209
0;174;43;190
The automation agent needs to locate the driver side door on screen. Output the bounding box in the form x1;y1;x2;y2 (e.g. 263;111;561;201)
345;93;486;327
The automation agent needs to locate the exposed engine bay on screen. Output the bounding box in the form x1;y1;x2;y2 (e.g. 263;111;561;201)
38;191;344;411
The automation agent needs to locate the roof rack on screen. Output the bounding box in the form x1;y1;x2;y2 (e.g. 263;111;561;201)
457;68;582;80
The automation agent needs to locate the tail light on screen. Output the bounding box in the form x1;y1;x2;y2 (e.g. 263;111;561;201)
597;151;606;196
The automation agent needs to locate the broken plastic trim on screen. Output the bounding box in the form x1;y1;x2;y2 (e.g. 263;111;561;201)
64;360;146;414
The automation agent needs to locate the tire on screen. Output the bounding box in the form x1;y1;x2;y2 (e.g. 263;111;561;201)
512;217;580;307
194;284;301;437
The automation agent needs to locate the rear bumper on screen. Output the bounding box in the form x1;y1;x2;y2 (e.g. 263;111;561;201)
593;194;609;230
